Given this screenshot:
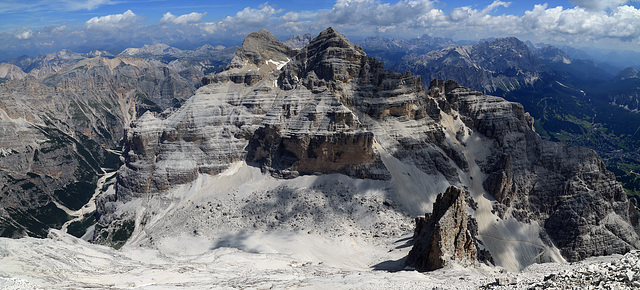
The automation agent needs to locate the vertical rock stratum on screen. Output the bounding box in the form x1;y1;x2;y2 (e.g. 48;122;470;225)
405;186;487;271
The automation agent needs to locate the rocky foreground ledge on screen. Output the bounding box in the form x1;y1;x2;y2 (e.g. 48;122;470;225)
479;250;640;289
527;250;640;289
0;230;638;289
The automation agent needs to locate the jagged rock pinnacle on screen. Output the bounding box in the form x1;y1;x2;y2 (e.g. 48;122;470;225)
405;186;488;271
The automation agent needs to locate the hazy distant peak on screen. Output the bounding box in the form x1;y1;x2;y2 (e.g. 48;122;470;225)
535;45;573;64
615;67;639;80
283;33;314;50
87;50;114;58
120;43;183;56
195;44;225;52
478;36;530;51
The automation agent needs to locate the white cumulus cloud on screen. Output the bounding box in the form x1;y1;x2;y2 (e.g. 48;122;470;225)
160;12;207;25
15;28;33;40
219;4;282;27
449;6;473;21
447;1;510;23
85;10;140;30
282;11;300;22
523;4;640;41
322;0;437;26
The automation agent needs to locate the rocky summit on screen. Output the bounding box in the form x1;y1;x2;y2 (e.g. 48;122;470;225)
91;27;640;272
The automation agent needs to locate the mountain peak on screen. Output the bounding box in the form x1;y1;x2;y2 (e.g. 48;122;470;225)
0;62;27;80
245;29;279;43
322;26;338;35
535;45;572;64
119;43;183;57
616;67;639;80
228;29;296;70
195;44;225;52
482;37;531;51
307;27;363;53
278;27;373;90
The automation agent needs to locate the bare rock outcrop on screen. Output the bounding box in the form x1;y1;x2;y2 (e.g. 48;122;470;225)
203;29;297;86
405;186;485;271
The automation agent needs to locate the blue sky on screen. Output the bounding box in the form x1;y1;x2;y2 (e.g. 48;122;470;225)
0;1;577;29
1;0;640;59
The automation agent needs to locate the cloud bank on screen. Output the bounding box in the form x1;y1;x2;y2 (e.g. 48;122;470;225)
2;0;640;60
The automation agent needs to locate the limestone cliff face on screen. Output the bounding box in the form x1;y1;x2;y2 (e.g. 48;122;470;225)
114;29;388;202
438;78;638;260
0;52;202;237
435;79;640;261
104;27;639;266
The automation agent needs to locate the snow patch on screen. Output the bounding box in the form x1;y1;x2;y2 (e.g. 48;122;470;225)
266;58;290;70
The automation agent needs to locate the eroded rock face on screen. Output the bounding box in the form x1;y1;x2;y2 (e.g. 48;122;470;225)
114;28;391;201
0;50;206;237
247;124;377;177
105;27;639;266
444;77;640;261
405;186;482;271
230;29;297;70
